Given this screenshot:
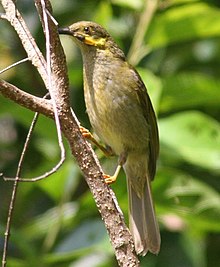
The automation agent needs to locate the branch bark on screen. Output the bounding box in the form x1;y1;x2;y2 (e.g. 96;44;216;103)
0;79;53;116
0;0;139;266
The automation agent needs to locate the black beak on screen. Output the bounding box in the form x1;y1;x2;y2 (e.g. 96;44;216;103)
58;27;72;36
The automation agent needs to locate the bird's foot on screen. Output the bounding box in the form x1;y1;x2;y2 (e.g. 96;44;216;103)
103;174;117;184
103;164;122;184
80;126;114;157
80;126;92;139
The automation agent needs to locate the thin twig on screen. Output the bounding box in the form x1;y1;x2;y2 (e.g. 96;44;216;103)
46;8;58;26
2;1;65;182
40;0;65;171
0;79;53;117
2;111;40;267
2;88;64;182
0;58;29;75
4;166;66;182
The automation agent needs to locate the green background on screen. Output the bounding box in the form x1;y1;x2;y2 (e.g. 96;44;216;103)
0;0;220;266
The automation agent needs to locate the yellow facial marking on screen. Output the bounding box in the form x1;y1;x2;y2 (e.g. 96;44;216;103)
84;36;106;48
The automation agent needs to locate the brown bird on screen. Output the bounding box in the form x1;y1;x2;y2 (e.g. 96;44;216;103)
59;21;160;255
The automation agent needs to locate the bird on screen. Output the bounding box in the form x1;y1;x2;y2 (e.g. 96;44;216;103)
58;21;160;256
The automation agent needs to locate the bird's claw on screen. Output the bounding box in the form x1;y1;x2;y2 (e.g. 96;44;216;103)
103;174;117;184
80;126;114;157
80;126;92;139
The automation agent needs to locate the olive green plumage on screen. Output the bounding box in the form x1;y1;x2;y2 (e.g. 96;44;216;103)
59;21;160;255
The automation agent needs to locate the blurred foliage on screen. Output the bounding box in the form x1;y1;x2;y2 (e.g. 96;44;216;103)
0;0;220;266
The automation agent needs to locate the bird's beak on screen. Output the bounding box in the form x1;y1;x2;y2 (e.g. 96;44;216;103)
58;26;106;49
58;26;87;44
58;27;72;36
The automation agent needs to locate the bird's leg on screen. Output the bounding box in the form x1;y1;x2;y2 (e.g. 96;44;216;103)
80;125;127;184
104;152;127;184
80;126;114;157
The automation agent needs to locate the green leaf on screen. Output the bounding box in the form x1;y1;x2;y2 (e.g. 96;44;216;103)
21;202;78;239
159;111;220;171
160;72;220;113
147;2;220;49
36;161;80;201
93;1;113;26
169;0;200;4
166;173;220;213
54;219;109;254
155;167;220;232
0;96;57;139
111;0;144;10
4;258;27;267
166;172;220;231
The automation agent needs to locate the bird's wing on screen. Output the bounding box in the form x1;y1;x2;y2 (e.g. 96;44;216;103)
131;67;159;180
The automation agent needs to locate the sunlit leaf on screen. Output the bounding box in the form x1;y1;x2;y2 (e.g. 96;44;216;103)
36;161;80;201
93;1;113;26
160;72;220;112
111;0;144;10
147;2;220;49
159;111;220;171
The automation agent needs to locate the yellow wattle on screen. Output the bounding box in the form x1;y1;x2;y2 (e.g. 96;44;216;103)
84;36;106;48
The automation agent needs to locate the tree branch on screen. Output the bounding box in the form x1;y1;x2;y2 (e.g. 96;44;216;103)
0;0;140;265
0;79;53;116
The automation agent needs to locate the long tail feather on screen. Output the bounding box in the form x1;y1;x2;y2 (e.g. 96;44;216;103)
127;176;160;255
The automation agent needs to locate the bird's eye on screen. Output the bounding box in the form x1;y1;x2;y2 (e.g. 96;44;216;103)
84;27;90;34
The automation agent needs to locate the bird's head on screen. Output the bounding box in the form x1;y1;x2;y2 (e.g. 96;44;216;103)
59;21;109;49
59;21;125;59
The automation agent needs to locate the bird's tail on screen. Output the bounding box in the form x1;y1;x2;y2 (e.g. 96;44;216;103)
127;175;160;255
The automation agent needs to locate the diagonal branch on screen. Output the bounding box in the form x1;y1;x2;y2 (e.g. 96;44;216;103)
0;0;140;265
0;79;53;116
